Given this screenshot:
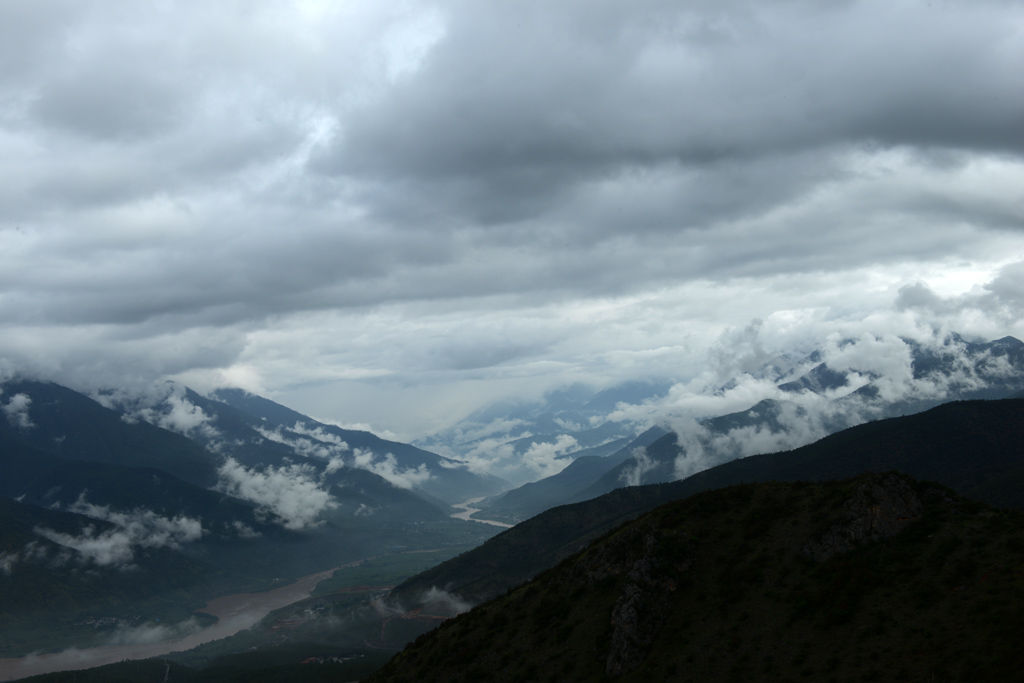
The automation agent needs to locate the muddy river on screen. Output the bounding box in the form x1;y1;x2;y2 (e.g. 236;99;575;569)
0;564;341;682
0;502;512;680
450;498;514;528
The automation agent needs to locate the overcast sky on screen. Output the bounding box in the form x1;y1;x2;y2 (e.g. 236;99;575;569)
1;0;1022;439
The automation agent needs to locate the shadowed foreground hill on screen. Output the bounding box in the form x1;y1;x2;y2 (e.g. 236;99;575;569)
370;474;1024;682
389;482;694;607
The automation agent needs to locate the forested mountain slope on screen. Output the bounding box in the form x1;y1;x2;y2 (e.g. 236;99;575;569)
371;474;1024;682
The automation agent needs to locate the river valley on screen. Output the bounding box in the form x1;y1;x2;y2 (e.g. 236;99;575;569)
0;500;511;681
450;498;514;528
0;564;340;682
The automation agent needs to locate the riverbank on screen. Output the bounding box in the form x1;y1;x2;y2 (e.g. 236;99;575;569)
450;498;514;528
0;564;340;682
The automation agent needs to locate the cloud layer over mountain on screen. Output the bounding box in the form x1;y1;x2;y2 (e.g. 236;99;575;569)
0;0;1022;437
215;458;336;530
619;328;1024;481
32;495;204;569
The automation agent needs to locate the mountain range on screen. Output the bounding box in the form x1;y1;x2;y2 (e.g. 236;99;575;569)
3;330;1024;674
17;391;1024;682
471;333;1024;523
0;380;503;656
414;380;674;486
368;472;1024;682
152;397;1024;679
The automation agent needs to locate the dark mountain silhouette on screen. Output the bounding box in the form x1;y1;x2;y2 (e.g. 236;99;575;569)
777;361;849;394
0;426;254;522
4;335;1023;668
368;474;1024;682
0;495;217;655
0;425;489;655
0;381;464;536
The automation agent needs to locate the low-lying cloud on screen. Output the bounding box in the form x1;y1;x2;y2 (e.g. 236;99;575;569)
231;520;262;539
97;382;222;442
619;447;657;488
603;321;1024;482
34;494;204;569
429;424;586;486
103;618;204;646
521;434;579;479
0;550;18;575
351;448;432;490
2;390;34;429
254;423;348;462
450;437;519;477
255;421;435;490
215;457;336;530
417;587;473;616
0;540;52;575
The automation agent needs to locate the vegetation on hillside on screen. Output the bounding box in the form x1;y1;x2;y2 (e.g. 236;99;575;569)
369;474;1024;682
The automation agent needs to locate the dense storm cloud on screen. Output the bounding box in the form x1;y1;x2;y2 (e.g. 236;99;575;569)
0;0;1022;438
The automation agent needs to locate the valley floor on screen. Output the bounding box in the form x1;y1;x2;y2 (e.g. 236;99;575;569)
0;563;345;682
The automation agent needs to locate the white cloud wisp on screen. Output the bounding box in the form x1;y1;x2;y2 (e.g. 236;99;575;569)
33;495;204;569
214;457;337;531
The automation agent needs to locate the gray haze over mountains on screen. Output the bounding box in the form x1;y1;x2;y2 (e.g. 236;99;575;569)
1;0;1023;439
445;331;1024;526
422;330;1024;495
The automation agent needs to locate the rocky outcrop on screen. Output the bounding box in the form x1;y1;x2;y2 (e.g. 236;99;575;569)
566;520;690;677
604;531;675;677
802;473;923;562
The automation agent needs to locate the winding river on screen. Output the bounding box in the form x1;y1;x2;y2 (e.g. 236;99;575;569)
0;502;512;680
0;564;342;682
450;497;514;528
